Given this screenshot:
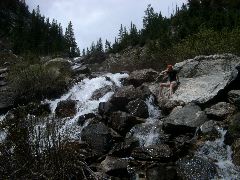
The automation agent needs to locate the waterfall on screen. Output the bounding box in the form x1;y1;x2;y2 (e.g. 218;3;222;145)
39;73;129;140
196;127;240;179
129;95;162;147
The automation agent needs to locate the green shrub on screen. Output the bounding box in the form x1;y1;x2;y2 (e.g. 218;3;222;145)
8;57;72;104
171;28;240;61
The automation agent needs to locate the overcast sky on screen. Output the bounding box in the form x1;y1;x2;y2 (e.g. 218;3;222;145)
26;0;186;51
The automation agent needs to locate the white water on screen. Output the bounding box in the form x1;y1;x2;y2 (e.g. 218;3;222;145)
129;95;162;147
40;73;128;140
196;127;240;179
0;114;7;142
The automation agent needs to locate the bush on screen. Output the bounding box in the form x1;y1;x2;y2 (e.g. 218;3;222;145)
171;28;240;61
0;114;97;179
8;56;72;104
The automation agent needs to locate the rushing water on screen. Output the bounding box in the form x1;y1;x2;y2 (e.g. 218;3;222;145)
41;73;129;140
129;95;162;147
196;127;240;179
0;114;7;142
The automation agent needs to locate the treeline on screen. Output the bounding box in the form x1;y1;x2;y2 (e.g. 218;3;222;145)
0;0;79;57
84;0;240;63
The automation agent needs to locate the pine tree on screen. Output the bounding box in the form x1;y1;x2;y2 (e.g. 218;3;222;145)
65;21;78;57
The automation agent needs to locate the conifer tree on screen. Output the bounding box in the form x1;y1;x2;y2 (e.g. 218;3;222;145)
65;21;78;57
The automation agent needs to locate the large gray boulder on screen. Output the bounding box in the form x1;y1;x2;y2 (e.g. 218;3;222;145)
171;54;240;104
163;103;208;127
81;122;119;156
127;68;159;87
108;111;145;135
100;156;129;176
55;100;77;118
110;85;151;110
126;99;149;118
205;102;235;120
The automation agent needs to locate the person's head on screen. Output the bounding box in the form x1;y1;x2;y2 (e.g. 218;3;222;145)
167;65;173;72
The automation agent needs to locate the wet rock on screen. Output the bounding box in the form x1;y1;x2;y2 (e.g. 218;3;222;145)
73;65;91;75
158;99;185;115
108;111;145;135
81;122;116;156
100;156;129;177
232;138;240;166
172;54;240;104
126;99;149;118
200;120;218;134
146;163;177;180
91;85;112;100
172;135;193;157
199;120;220;141
205;102;235;120
228;90;240;108
55;100;77;118
163;103;208;135
224;113;240;145
77;113;96;126
110;85;151;110
176;156;217;180
127;69;159;87
109;138;139;157
98;101;113;116
131;144;173;162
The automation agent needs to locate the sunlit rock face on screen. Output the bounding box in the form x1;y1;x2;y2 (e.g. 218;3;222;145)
171;54;240;104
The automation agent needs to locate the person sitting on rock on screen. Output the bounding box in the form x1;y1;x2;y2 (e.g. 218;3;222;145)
158;64;179;99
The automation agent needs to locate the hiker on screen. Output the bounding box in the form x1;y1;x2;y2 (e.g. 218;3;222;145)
158;65;179;99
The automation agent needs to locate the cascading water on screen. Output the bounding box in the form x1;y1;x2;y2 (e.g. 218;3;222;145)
196;127;240;179
0;114;7;142
129;95;162;147
41;73;129;140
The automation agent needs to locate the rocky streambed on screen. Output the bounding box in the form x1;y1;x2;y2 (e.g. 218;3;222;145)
0;54;240;179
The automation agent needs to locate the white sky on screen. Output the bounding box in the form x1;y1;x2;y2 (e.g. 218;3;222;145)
26;0;186;51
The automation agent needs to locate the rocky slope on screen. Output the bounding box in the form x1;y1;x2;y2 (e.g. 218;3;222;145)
0;54;240;179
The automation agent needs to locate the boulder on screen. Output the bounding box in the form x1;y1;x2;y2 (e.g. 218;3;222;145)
224;113;240;145
126;99;149;118
146;163;177;180
199;120;221;141
163;103;208;135
55;100;77;118
98;101;113;116
200;120;218;134
108;111;145;135
131;144;173;162
109;138;139;157
232;138;240;166
228;90;240;108
100;156;129;177
72;65;91;75
158;99;185;115
171;54;240;104
91;85;112;100
176;156;217;180
81;122;117;156
110;85;151;110
172;135;193;157
205;102;235;120
127;69;159;87
77;113;96;126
